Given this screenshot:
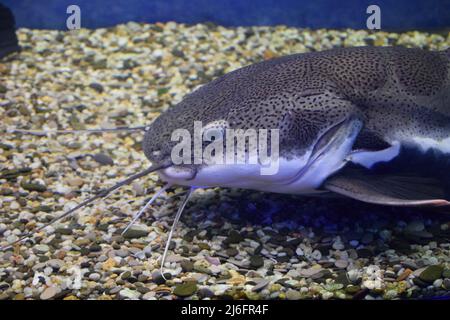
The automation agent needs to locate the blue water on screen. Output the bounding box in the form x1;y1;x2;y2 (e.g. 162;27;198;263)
3;0;450;30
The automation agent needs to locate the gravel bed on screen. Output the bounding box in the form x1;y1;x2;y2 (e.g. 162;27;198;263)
0;22;449;300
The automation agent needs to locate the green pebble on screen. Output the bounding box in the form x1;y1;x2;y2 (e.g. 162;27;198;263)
120;271;132;280
122;226;148;239
173;282;198;297
55;227;72;235
442;269;450;278
20;181;47;192
345;285;360;294
419;265;444;283
198;243;210;250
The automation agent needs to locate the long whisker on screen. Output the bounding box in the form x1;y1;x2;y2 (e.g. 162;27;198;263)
7;126;149;136
0;164;165;251
160;187;195;279
121;183;172;235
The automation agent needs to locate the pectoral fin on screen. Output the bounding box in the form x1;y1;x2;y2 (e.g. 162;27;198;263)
323;168;450;207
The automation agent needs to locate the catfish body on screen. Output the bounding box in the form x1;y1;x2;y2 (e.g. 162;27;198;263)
143;46;450;206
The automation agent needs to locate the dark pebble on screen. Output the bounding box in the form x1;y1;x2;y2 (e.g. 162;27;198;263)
197;287;215;299
55;227;72;235
225;230;243;244
20;181;47;192
91;153;114;166
180;260;194;272
151;271;165;285
89;244;102;252
352;288;369;300
335;271;350;286
402;260;418;270
89;82;104;93
226;248;238;257
413;277;429;287
249;255;264;269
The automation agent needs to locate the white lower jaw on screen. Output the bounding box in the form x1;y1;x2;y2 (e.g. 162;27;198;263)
159;119;364;194
159;137;356;195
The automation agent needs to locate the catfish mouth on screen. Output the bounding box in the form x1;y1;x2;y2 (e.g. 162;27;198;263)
158;165;197;182
284;117;362;186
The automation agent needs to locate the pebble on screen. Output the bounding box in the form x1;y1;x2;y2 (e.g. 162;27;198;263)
226;248;239;257
193;260;212;274
442;269;450;278
300;267;323;277
311;250;322;260
152;271;166;285
249;255;264;268
396;269;413;281
92;153;114;166
89;82;104;93
433;279;443;288
89;273;101;281
180;260;194;272
33;244;50;254
197;287;215;299
142;292;156;300
122;225;149;239
443;279;450;290
120;271;132;280
252;279;270;292
119;288;141;300
285;289;302;300
335;259;348;269
47;259;64;270
403;260;418;270
226;230;243;244
173;282;198;297
40;287;59;300
332;241;345;250
419;265;444;283
347;269;361;284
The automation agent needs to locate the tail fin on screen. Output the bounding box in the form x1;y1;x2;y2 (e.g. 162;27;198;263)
0;4;20;59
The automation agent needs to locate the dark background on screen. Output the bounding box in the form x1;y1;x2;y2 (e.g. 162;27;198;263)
2;0;450;30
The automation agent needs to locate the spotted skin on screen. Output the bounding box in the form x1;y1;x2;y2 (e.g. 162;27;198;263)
143;46;450;166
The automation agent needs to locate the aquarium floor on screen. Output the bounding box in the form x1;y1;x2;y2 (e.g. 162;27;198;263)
0;22;449;300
